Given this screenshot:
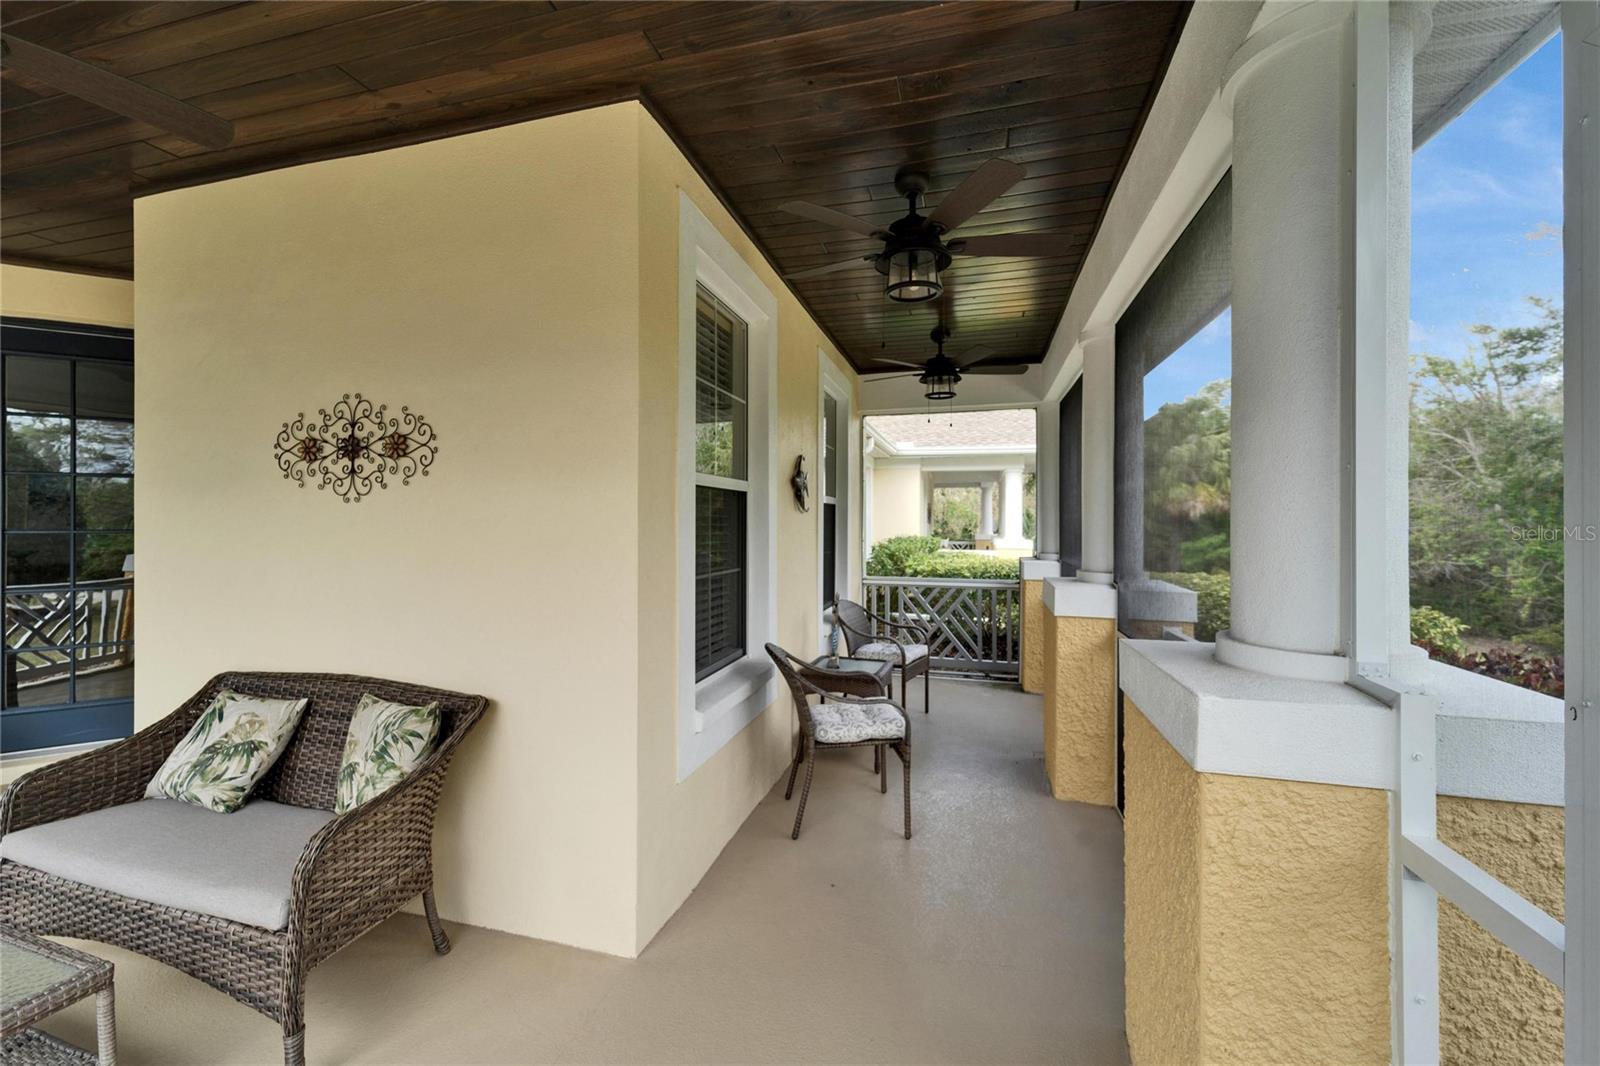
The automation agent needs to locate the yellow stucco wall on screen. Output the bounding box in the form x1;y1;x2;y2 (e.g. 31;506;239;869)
135;105;646;955
1;263;134;328
1124;703;1203;1063
1123;703;1392;1065
1020;578;1044;693
1041;611;1116;805
132;102;858;959
1437;795;1565;1065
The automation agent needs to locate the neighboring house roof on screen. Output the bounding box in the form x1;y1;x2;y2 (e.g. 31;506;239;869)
867;409;1036;454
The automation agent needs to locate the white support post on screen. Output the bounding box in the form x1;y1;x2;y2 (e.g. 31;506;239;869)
978;481;996;541
1564;2;1600;1060
1078;327;1115;583
1349;0;1393;676
1035;399;1060;560
1395;688;1441;1066
998;466;1027;550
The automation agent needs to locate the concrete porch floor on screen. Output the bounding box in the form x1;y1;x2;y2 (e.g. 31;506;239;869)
33;679;1127;1064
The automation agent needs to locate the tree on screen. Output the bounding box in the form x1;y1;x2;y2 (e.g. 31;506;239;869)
1410;298;1564;651
1143;379;1231;572
930;487;979;541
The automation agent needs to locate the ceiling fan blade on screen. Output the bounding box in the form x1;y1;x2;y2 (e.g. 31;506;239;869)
871;358;928;370
783;255;874;280
947;232;1069;258
963;364;1031;375
861;372;926;380
1;34;233;149
953;344;996;368
778;200;885;238
928;158;1025;230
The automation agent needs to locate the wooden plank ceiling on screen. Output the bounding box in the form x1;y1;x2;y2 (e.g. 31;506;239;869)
0;0;1187;372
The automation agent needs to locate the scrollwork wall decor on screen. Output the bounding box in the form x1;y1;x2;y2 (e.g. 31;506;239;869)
274;393;437;502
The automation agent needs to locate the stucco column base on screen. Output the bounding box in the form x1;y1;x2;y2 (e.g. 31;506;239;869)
1075;569;1114;585
1122;701;1391;1064
1041;579;1118;805
1019;559;1062;694
1119;578;1199;641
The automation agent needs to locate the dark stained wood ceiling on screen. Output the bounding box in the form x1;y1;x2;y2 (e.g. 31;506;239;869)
0;1;1187;372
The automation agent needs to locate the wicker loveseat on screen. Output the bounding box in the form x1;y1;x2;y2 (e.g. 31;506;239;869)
0;672;487;1066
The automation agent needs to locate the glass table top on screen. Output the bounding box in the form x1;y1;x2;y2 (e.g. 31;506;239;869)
809;656;891;674
0;939;82;1012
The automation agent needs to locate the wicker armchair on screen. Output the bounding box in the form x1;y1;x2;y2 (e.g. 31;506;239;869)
0;672;487;1066
833;597;934;713
767;644;910;840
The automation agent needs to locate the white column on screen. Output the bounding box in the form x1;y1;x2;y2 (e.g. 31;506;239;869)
921;473;934;535
998;466;1028;549
978;481;996;540
1035;399;1060;559
1078;327;1115;583
1215;14;1351;680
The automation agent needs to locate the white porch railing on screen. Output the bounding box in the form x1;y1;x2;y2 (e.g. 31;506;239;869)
1349;674;1567;1063
861;576;1019;678
3;579;135;692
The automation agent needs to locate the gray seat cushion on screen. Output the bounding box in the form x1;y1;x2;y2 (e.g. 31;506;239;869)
1;798;334;930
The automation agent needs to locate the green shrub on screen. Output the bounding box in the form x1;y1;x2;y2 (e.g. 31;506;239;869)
866;535;941;577
903;552;1021;580
1411;605;1468;657
1150;571;1231;642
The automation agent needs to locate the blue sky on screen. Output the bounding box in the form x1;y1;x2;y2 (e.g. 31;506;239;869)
1143;33;1564;418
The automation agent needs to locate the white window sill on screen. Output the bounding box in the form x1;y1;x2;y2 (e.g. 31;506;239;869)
694;656;774;733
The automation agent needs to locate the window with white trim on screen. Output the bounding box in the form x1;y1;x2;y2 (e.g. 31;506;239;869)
821;391;839;609
694;287;749;680
676;190;778;781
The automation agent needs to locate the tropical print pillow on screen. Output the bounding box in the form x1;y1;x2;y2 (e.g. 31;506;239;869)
333;693;441;814
145;690;308;813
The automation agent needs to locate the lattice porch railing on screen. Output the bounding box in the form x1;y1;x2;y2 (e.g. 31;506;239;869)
862;576;1019;677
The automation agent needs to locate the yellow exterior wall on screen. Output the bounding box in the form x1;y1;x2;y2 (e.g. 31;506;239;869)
632;106;860;953
133;101;858;958
869;462;922;544
1123;703;1392;1064
1437;795;1564;1065
134;105;645;956
1041;611;1116;805
1;263;134;328
1020;579;1044;693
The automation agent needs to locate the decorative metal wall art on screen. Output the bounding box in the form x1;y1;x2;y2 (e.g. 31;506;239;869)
790;454;810;512
274;393;437;502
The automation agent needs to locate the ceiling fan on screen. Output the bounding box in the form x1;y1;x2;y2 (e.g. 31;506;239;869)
778;158;1067;303
0;34;233;149
864;325;1029;401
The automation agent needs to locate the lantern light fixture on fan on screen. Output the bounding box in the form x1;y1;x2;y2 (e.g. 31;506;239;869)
858;324;1029;403
776;159;1070;304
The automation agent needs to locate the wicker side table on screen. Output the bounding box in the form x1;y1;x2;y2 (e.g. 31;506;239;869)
803;655;893;699
0;925;116;1065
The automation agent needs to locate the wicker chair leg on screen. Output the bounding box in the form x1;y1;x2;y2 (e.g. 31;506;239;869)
784;744;802;800
880;745;887;793
791;741;816;840
423;887;451;955
901;745;912;839
873;745;881;774
284;1028;305;1066
924;665;930;713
